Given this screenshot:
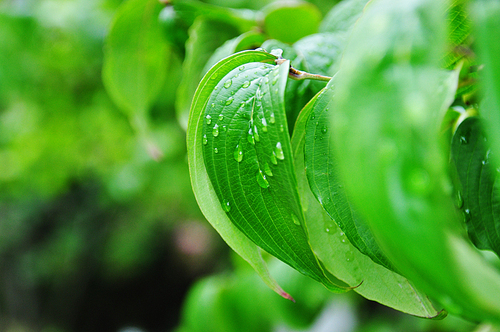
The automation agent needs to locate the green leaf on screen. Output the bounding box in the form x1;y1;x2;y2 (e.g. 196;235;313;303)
103;0;168;116
319;0;368;34
263;1;322;44
176;17;239;130
292;90;444;319
187;50;294;301
331;0;500;322
442;1;472;69
451;116;500;256
471;0;500;169
304;79;396;273
200;50;348;293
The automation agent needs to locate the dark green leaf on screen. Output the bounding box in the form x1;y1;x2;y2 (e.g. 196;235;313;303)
200;51;348;293
292;89;444;318
451;116;500;256
187;50;294;300
304;79;396;273
103;0;167;116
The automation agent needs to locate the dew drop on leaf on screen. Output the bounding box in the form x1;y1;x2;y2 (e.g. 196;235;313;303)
256;169;270;189
280;124;284;132
202;134;208;146
225;97;234;106
321;126;328;134
455;191;464;209
269;113;275;124
242;81;250;88
247;127;255;145
272;76;278;86
460;136;468;145
264;162;273;176
212;124;219;137
234;144;243;162
224;79;232;88
261;117;268;132
239;65;245;71
218;114;224;121
274;142;285;160
254;125;260;142
214;147;219;154
345;250;355;262
205;114;212;124
270;151;278;165
291;213;300;226
222;199;231;212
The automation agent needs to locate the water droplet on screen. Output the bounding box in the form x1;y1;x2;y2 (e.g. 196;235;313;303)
270;151;278;165
254;125;260;142
269;113;276;124
211;103;215;108
225;97;234;106
222;199;231;212
460;136;468;145
455;191;464;209
202;134;208;145
224;79;232;88
234;144;243;162
264;162;273;176
482;149;491;165
247;127;255;145
274;142;285;160
291;213;300;225
311;113;316;120
345;250;355;262
222;125;227;132
212;124;219;137
218;114;224;121
256;169;270;188
340;231;347;244
239;102;246;109
261;117;268;132
242;81;250;88
321;126;328;134
272;76;278;86
280;124;284;132
214;147;219;154
464;208;471;223
239;65;245;71
205;114;212;124
324;223;334;233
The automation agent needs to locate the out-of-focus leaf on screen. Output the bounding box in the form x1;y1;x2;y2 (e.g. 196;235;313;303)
187;50;295;300
471;0;500;169
304;80;395;273
451;116;500;256
102;0;167;116
263;1;322;44
319;0;368;34
199;50;348;293
176;17;239;130
442;2;472;69
292;91;444;318
331;0;500;322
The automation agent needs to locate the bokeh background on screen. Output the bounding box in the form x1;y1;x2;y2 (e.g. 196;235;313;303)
0;0;483;331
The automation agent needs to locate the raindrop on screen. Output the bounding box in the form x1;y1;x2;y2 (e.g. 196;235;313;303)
225;97;234;106
291;213;301;226
205;114;212;124
455;191;464;209
222;125;227;132
272;76;278;86
310;113;316;120
261;117;268;132
274;142;285;160
211;103;215;108
224;79;232;88
214;147;219;154
340;231;347;244
256;169;270;189
460;136;468;145
234;144;243;162
321;126;328;134
222;199;231;212
218;114;224;121
202;134;208;145
280;124;284;132
269;113;276;124
212;124;220;137
242;81;251;88
482;149;491;165
247;127;255;145
239;102;246;109
254;125;260;142
264;162;273;176
270;151;278;165
239;65;245;71
345;250;355;262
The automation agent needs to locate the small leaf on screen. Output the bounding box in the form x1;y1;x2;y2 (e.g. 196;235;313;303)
442;1;472;69
304;80;396;273
292;91;444;318
451;116;500;256
200;50;348;293
263;1;322;44
187;50;294;301
103;0;168;116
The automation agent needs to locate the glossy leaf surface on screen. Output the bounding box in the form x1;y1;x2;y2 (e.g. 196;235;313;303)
451;116;500;256
200;51;347;293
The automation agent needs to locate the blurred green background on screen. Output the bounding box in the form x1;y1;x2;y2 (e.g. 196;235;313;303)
0;0;484;331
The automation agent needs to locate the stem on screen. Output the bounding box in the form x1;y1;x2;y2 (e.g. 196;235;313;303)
275;58;332;82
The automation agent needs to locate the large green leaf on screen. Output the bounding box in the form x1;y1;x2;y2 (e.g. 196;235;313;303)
187;50;294;301
102;0;167;117
304;79;396;273
200;50;348;293
292;89;444;319
471;0;500;169
176;17;238;130
451;116;500;256
331;0;500;322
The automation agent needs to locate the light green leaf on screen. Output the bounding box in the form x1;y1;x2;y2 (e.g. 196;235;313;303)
176;17;238;130
319;0;368;34
187;50;294;301
292;89;444;318
471;0;500;169
103;0;167;116
263;1;322;44
332;0;500;322
200;50;348;293
442;1;472;69
304;79;396;273
451;116;500;256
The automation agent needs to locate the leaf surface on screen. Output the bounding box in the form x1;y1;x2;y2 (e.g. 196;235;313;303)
319;0;368;34
200;50;348;293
